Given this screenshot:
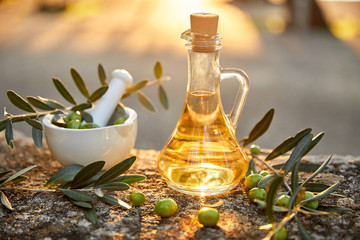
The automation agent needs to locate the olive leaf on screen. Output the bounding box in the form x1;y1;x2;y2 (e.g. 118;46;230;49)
316;205;351;214
83;206;97;224
98;63;108;86
94;156;136;186
24;118;43;130
89;86;108;102
300;154;333;187
27;96;55;110
240;108;274;147
44;164;83;187
59;189;94;202
158;84;169;110
282;134;313;176
266;128;312;160
258;174;276;189
7;90;36;113
303;132;324;156
290;161;300;192
3;175;28;185
5;120;14;148
254;199;288;212
271;162;324;172
71;101;92;112
126;80;149;93
301;182;340;204
70;161;105;189
137;91;156;112
36;96;65;109
95;182;130;191
0;170;12;180
265;175;283;223
70;68;90;99
0;191;13;210
98;194;132;210
72;200;92;209
154;61;163;79
109;175;146;184
94;188;104;198
3;165;37;185
302;183;330;192
297;220;314;240
0;118;9;132
81;111;93;123
52;77;77;105
32;126;43;148
245;159;257;177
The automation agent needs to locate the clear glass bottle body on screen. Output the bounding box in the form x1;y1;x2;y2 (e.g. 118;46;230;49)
157;32;248;196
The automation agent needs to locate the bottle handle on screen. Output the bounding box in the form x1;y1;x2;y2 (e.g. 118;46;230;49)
220;68;250;129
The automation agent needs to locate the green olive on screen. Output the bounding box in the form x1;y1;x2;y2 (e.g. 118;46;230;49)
244;174;263;189
129;192;146;206
303;191;318;209
248;187;266;201
197;207;220;227
276;195;290;208
81;123;100;129
271;226;287;240
67;111;82;121
250;144;261;155
154;198;177;217
66;119;81;129
114;117;126;125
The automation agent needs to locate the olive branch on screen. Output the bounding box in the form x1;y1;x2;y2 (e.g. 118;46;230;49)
0;62;170;149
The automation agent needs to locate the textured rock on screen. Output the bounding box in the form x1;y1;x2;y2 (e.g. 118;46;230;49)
0;134;359;239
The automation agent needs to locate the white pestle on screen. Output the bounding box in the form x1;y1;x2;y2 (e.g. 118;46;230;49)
89;69;133;127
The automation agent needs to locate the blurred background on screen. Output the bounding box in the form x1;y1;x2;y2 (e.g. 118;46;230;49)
0;0;359;155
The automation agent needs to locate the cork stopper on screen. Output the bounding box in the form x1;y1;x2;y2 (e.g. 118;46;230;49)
190;13;219;36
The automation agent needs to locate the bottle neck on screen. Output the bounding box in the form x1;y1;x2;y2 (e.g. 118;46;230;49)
187;49;220;94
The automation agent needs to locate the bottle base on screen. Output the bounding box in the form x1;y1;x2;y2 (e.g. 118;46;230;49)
165;181;239;196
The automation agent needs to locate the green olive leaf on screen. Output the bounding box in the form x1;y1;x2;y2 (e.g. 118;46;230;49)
81;111;93;123
271;162;324;172
32;127;43;148
0;118;9;132
153;61;163;79
0;170;12;181
282;134;313;176
245;159;257;177
126;80;149;93
301;182;340;204
44;164;83;187
300;154;333;188
2;175;28;186
265;128;312;160
3;165;37;185
27;96;55;110
315;205;351;214
108;175;146;184
98;63;108;86
70;68;90;99
59;189;94;202
95;182;130;191
158;84;169;110
72;200;92;209
37;96;65;109
290;161;300;192
254;199;288;212
297;220;314;240
137;91;156;112
94;156;136;186
5;120;14;148
89;86;108;102
83;206;97;224
240;108;274;147
302;182;330;192
265;175;284;223
24;117;43;130
258;174;276;189
71;101;92;112
303;132;325;156
98;193;132;210
7;90;36;113
0;191;13;210
52;78;77;105
70;161;105;189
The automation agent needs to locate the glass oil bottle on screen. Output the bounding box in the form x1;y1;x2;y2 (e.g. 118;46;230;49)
157;13;250;196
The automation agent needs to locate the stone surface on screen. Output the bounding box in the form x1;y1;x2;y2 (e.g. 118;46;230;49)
0;134;359;240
